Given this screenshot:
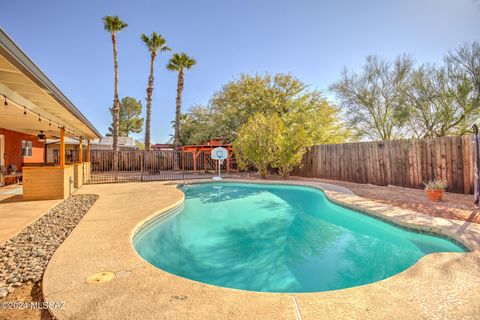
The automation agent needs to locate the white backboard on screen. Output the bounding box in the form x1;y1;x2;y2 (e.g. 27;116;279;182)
211;147;228;160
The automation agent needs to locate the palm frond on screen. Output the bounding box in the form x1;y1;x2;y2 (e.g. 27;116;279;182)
102;16;128;33
140;32;170;54
166;52;197;71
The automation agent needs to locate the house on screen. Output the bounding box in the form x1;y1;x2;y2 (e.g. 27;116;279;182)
90;136;137;150
45;137;85;163
0;128;45;170
152;143;173;150
0;28;101;198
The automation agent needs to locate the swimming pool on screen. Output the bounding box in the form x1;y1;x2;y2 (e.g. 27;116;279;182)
133;183;465;293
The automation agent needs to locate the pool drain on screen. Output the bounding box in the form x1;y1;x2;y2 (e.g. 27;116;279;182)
86;271;115;284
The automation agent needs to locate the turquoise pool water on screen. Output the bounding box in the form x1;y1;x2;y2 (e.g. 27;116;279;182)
133;183;465;293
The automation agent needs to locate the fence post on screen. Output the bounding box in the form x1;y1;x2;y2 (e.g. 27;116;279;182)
141;151;144;182
182;151;185;180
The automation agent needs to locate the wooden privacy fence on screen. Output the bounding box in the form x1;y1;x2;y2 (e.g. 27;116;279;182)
293;135;476;194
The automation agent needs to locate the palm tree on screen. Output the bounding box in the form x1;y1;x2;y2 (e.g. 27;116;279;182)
166;53;197;148
102;15;127;174
140;32;170;151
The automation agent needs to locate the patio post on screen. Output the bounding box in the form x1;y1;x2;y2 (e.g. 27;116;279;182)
87;140;91;162
60;127;65;168
78;137;83;163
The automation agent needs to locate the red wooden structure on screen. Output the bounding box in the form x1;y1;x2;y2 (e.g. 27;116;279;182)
177;138;234;173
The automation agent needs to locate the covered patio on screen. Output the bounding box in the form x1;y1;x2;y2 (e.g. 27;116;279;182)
0;28;101;200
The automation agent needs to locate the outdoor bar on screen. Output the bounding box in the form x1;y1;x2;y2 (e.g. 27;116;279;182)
0;28;101;200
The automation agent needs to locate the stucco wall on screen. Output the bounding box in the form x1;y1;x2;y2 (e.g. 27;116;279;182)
0;128;44;169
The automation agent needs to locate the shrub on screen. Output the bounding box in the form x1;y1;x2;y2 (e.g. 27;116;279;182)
274;124;309;178
234;113;312;179
233;113;281;179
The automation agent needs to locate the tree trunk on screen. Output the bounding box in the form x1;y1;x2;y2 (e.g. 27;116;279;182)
111;33;120;179
173;69;184;147
144;53;156;151
173;70;184;171
259;165;268;179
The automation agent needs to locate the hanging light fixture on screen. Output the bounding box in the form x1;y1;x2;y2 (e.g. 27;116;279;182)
3;95;7;106
23;106;27;115
37;130;46;142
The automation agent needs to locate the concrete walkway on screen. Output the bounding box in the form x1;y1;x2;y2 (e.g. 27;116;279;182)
43;179;480;320
0;186;61;244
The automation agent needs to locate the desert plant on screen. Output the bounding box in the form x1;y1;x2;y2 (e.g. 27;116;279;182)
423;178;448;191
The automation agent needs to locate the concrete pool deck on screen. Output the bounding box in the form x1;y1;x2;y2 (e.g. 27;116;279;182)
43;179;480;319
0;186;62;245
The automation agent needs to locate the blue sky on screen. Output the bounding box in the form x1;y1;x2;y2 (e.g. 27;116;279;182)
1;0;479;143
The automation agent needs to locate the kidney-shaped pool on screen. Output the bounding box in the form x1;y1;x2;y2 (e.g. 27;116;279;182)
133;183;465;293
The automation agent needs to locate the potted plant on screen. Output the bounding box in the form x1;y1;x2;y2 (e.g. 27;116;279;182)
423;178;447;202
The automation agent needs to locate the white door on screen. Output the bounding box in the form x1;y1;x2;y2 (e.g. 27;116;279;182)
0;134;4;166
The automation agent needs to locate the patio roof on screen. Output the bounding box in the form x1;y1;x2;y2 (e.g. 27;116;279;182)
0;28;101;140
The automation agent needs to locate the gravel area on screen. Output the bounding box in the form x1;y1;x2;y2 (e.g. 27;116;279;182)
0;194;98;299
292;177;480;224
0;282;52;320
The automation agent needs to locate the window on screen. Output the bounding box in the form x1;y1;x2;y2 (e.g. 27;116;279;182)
22;140;32;157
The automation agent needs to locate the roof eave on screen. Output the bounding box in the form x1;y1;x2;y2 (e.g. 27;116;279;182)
0;28;102;139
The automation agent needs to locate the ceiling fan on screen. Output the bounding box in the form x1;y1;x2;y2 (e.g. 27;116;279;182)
37;130;46;142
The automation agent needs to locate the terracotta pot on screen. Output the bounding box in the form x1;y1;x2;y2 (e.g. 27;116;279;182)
426;189;444;202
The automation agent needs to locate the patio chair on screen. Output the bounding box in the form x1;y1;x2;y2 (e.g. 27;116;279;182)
1;165;18;186
9;165;23;184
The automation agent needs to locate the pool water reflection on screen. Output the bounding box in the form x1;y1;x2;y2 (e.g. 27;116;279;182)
133;183;465;293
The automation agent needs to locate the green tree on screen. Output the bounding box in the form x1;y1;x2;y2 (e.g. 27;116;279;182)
330;55;413;141
107;97;144;137
141;32;170;150
180;73;348;145
234;112;319;179
405;42;480;138
166;53;197;148
102;15;128;165
446;41;480;96
178;106;216;145
405;65;468;138
233;113;281;178
444;41;480;131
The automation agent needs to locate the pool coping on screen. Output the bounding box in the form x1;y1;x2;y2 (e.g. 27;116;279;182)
42;179;480;319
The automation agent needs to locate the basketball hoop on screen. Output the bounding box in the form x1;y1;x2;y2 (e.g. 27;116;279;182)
211;147;228;180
